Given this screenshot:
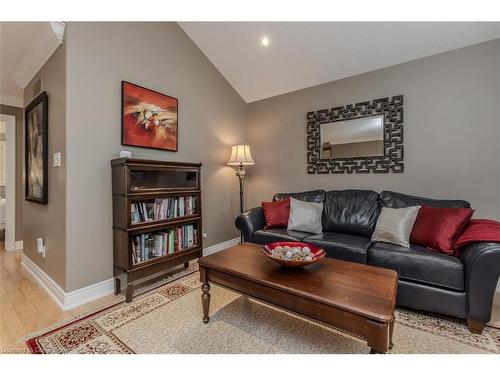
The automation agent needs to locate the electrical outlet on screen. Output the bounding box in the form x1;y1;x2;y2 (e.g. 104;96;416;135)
53;152;61;167
37;238;46;258
202;233;207;239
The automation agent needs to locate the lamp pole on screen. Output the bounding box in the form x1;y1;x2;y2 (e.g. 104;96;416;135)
236;164;246;214
236;165;247;243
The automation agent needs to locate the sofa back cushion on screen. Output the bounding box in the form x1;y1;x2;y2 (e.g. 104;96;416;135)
379;191;470;209
322;189;380;237
273;189;325;203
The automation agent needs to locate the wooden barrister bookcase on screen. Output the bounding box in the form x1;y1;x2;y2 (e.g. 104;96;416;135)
111;158;203;302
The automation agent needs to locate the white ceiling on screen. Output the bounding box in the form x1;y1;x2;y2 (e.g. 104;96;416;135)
0;22;42;107
179;22;500;103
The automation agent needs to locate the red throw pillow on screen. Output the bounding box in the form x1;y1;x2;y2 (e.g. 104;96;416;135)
262;198;290;229
410;206;474;255
455;219;500;249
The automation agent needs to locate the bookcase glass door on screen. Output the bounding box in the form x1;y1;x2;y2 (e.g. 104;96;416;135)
129;169;199;191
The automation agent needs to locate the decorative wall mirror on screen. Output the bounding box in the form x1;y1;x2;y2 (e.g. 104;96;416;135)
320;115;384;159
307;95;404;174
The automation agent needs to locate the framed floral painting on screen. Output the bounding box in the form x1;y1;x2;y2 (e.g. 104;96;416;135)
25;91;48;205
121;81;178;151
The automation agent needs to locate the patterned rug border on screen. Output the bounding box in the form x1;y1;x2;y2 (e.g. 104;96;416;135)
487;321;500;329
27;271;366;354
25;268;500;354
394;309;499;353
25;266;198;353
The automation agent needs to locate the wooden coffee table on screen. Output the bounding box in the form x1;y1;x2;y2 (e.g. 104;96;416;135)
198;243;398;353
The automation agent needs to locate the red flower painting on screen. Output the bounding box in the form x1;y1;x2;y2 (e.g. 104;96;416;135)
122;81;178;151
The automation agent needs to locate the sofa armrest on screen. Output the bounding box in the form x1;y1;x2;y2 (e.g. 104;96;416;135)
460;242;500;323
235;207;265;242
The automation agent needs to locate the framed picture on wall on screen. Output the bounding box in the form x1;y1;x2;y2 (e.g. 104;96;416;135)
25;91;48;205
121;81;178;151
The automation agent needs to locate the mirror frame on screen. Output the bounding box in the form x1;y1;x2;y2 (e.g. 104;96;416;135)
306;95;404;174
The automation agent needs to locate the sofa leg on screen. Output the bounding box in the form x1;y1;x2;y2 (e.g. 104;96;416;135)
467;319;486;334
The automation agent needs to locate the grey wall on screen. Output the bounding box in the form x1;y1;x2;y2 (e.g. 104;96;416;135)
18;25;500;296
246;39;500;220
0;104;23;241
23;43;67;289
64;23;246;291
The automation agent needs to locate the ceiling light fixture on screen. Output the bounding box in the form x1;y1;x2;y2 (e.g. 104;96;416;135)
261;36;270;47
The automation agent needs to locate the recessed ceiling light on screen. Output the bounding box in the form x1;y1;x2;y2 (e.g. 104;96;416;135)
261;37;270;47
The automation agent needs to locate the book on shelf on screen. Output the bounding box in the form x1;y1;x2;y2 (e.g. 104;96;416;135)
131;202;155;223
131;204;141;224
131;196;197;224
131;224;198;265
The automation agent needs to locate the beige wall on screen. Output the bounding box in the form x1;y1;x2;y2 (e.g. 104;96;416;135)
247;39;500;220
18;25;500;294
0;127;6;185
0;104;24;240
23;43;67;289
64;23;246;291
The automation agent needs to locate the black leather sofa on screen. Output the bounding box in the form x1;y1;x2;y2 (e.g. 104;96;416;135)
235;189;500;334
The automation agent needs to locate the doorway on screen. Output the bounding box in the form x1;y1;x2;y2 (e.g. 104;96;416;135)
0;114;16;251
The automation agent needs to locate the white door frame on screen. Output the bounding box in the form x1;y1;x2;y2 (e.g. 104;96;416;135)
0;114;17;251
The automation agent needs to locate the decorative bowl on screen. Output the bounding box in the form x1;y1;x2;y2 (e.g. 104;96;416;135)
261;241;326;268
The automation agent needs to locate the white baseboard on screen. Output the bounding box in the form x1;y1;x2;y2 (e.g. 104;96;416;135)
21;254;66;310
21;237;241;311
64;278;114;311
4;240;23;252
21;254;114;311
203;237;240;256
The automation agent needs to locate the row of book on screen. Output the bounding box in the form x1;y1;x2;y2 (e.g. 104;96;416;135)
131;196;197;224
131;224;198;265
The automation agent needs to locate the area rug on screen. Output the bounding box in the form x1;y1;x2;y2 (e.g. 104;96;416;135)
26;271;500;354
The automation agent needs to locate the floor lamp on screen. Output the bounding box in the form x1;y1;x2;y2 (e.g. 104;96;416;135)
227;145;255;242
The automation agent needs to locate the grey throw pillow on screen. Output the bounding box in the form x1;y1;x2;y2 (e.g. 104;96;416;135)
287;197;323;234
371;206;421;248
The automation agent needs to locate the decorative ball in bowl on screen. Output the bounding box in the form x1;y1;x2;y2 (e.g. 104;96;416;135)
261;242;326;268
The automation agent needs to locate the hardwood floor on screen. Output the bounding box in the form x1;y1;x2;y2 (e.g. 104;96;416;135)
1;243;499;353
0;245;120;353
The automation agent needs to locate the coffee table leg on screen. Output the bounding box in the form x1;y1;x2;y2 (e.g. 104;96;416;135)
201;282;211;324
367;319;390;354
389;318;394;350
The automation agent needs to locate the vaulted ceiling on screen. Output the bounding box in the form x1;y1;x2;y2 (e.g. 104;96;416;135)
179;22;500;102
2;22;499;107
0;21;65;107
0;22;42;107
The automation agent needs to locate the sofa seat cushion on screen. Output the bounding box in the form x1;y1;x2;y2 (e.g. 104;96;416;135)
252;228;311;244
304;232;371;264
368;242;465;291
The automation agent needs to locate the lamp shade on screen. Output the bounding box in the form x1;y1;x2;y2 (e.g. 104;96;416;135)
227;144;255;166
